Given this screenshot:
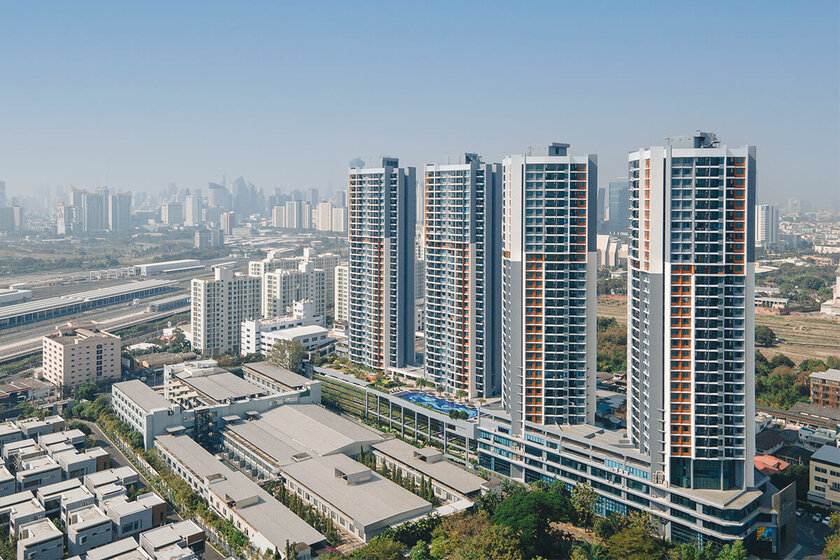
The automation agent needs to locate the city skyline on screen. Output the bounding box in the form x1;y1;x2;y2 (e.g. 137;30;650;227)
0;2;837;207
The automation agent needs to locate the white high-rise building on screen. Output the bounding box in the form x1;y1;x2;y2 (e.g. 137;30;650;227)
330;207;348;233
272;205;285;228
348;157;416;371
315;201;333;231
108;192;131;232
284;201;311;230
423;153;502;398
334;265;350;324
628;132;756;490
161;202;183;225
755;204;778;249
502;143;597;433
191;265;262;356
185;195;201;226
263;262;326;320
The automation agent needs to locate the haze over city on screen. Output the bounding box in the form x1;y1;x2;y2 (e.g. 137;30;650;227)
1;1;838;207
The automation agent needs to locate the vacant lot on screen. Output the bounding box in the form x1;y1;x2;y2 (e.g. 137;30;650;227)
596;297;840;364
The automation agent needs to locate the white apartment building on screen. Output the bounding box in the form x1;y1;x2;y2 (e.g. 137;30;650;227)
423;153;501;399
191;265;261;356
245;325;333;358
263;264;325;320
241;301;323;355
502;143;597;433
628;132;756;490
315;201;332;231
755;204;778;249
331;206;348;233
334;265;350;324
348;157;416;372
41;323;121;388
184;195;201;226
271;205;285;228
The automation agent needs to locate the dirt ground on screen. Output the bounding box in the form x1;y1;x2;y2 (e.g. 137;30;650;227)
596;297;840;363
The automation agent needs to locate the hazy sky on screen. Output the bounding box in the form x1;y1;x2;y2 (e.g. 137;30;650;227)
1;1;838;206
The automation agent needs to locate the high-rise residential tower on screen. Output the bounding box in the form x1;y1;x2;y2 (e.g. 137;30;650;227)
191;265;261;356
348;157;416;371
334;264;350;324
108;192;131;232
423;153;501;398
185;195;201;226
628;132;756;490
502;143;597;433
755;204;778;249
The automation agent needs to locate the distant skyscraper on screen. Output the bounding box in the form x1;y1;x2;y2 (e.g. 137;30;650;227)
191;265;261;356
608;180;629;235
56;202;68;235
208;182;230;210
221;211;235;235
502;143;597;433
315;201;332;231
0;180;5;207
161;202;184;225
185;195;201;226
82;191;105;232
348;157;416;371
596;186;608;233
108;192;131;232
628;132;756;490
330;206;347;234
306;187;319;206
423;153;502;399
755;204;778;249
271;205;285;228
335;190;347;208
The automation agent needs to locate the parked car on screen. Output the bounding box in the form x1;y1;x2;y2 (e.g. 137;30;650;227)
813;513;823;523
824;517;832;527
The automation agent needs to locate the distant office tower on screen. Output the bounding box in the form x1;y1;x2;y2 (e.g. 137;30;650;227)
191;265;261;355
42;323;121;387
271;205;285;228
608;180;629;235
348;157;416;371
502;143;597;433
628;132;756;490
12;206;23;231
330;207;347;233
316;201;333;231
0;180;5;207
423;153;502;398
597;186;608;234
335;190;347;208
755;204;778;249
161;202;184;225
185;195;201;226
82;191;105;232
306;187;319;206
284;200;311;230
108;192;131;232
71;187;84;208
56;202;68;235
195;228;224;249
221;211;235;235
96;186;110;227
0;207;14;232
334;265;350;324
208;182;230;210
263;262;326;319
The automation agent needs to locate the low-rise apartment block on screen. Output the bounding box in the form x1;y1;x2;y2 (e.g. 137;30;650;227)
16;518;63;560
810;369;840;408
42;323;121;387
101;493;167;540
67;504;112;556
809;444;840;509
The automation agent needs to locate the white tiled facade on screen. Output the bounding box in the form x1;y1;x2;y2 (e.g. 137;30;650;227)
41;325;121;388
334;265;350;324
191;266;261;356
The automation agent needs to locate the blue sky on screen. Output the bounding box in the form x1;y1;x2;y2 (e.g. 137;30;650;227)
0;1;837;206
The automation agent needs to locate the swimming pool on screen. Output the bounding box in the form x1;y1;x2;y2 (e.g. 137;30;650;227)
395;391;478;418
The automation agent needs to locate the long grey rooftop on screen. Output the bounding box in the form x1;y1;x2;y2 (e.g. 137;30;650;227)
243;362;311;389
114;380;172;412
0;279;174;321
176;371;265;402
372;438;486;495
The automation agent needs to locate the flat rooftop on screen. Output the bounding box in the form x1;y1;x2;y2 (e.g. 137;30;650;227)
248;404;384;456
175;371;266;403
114;380;173;413
18;517;61;543
87;537;143;560
810;369;840;382
813;444;840;468
140;520;203;551
372;438;485;496
282;453;432;528
243;362;311;389
0;279;174;321
224;420;308;469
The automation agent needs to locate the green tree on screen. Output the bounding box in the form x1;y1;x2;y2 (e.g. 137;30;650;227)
267;339;307;373
755;325;775;346
799;358;828;373
408;540;432;560
168;328;190;353
455;389;467;401
571;483;598;527
605;526;666;560
351;536;404;560
769;353;794;369
716;541;747;560
74;382;100;402
492;486;572;558
450;524;523;560
572;541;610;560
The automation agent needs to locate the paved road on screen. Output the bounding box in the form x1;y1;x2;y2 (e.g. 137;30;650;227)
796;514;831;559
82;420;225;560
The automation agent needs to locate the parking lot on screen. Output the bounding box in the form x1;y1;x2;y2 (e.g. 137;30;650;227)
794;512;832;559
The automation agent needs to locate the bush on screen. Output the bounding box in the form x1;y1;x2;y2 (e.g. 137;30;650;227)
755;325;775;346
